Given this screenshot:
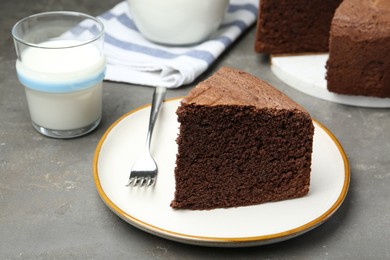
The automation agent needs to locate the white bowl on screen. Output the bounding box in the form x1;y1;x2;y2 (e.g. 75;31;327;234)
127;0;229;45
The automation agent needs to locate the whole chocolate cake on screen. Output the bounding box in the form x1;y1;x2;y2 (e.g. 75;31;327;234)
171;67;315;210
326;0;390;97
255;0;342;54
255;0;390;98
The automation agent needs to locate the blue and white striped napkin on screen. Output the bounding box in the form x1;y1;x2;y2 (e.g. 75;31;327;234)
99;0;258;88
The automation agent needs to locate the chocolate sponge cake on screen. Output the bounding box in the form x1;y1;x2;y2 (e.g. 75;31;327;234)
171;67;314;210
326;0;390;97
255;0;390;98
255;0;342;54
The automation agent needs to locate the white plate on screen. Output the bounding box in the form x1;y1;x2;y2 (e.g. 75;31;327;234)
271;54;390;107
93;98;350;247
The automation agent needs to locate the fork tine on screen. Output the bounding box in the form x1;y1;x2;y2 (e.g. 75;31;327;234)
147;177;156;186
139;178;146;187
126;177;135;187
134;177;143;186
144;176;152;186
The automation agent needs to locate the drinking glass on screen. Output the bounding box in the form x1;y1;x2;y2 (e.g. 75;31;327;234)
12;11;106;138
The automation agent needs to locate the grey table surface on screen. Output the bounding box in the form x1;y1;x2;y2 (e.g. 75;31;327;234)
1;0;389;259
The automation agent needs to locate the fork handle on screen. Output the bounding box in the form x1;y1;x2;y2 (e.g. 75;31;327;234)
145;87;167;149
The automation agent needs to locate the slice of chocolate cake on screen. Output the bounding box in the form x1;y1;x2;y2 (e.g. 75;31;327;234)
255;0;342;54
326;0;390;97
171;67;314;210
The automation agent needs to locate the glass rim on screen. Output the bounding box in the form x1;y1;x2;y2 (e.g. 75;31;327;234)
11;11;105;49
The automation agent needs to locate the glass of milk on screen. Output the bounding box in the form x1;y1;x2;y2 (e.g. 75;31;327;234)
12;12;106;138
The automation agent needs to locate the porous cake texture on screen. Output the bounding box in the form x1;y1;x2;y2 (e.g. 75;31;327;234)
326;0;390;97
255;0;342;54
171;67;314;210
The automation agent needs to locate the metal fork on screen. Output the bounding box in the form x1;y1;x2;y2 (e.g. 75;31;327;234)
126;87;167;187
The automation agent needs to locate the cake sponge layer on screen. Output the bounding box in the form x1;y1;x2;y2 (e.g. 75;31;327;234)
171;67;314;210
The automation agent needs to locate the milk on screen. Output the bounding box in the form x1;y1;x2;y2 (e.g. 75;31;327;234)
128;0;229;45
16;40;106;131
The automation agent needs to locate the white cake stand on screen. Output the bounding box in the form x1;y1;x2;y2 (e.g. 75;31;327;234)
270;54;390;108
